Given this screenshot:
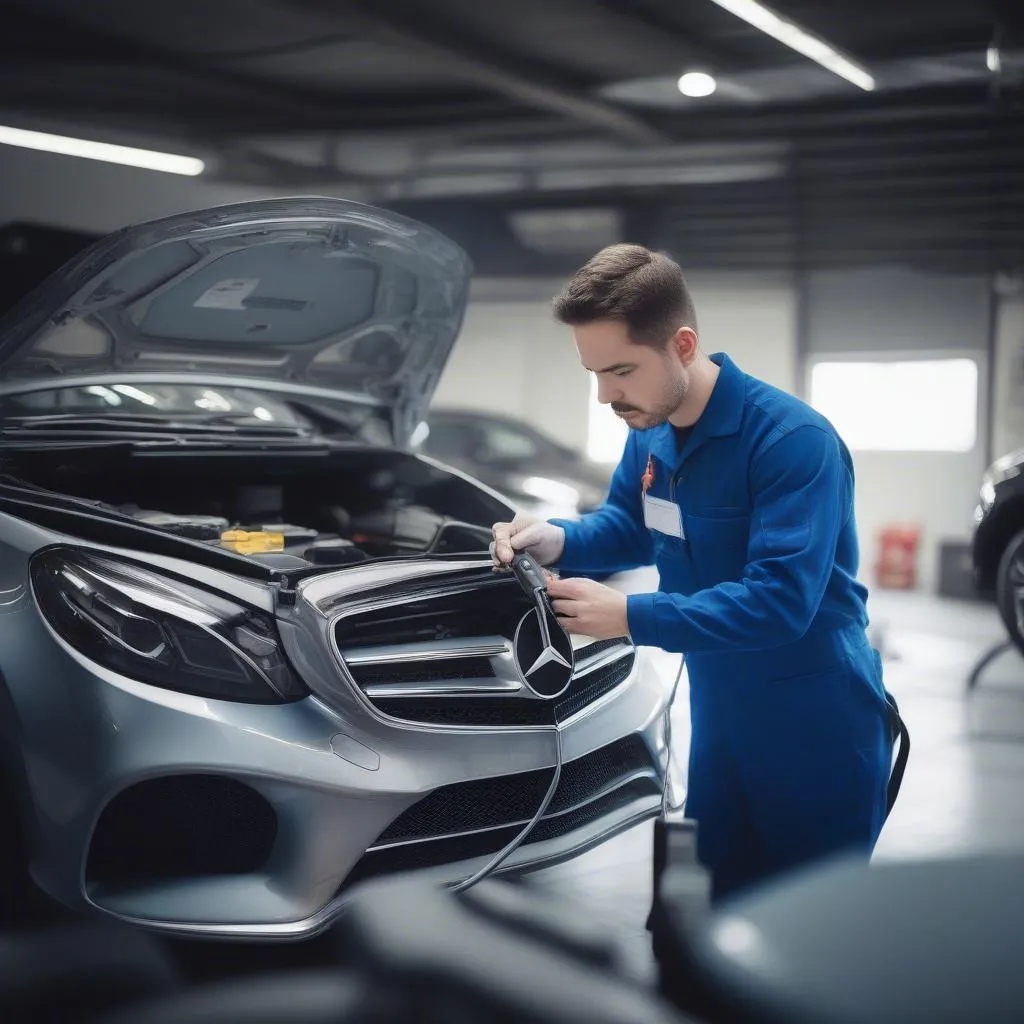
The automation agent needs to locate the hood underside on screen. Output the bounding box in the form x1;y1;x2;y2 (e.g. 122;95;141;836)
0;198;473;445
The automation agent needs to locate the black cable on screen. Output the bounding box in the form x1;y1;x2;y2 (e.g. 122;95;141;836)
450;724;563;895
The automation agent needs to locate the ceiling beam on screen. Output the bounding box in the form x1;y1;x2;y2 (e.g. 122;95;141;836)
591;0;734;66
288;0;668;145
0;8;348;125
646;92;1024;142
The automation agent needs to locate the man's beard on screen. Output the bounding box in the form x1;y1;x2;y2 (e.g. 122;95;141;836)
611;370;689;430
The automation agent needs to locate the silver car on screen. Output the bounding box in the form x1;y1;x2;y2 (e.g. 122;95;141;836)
0;198;674;940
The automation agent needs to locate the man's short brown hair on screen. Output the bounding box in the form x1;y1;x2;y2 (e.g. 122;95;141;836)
552;244;697;347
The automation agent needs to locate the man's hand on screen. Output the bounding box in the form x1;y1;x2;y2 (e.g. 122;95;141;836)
546;576;629;640
490;512;565;567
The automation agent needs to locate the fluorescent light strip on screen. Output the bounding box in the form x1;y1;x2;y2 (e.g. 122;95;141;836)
0;125;205;175
708;0;875;91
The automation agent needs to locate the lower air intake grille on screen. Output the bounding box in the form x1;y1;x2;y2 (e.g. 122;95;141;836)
86;775;277;886
373;734;657;846
343;778;659;889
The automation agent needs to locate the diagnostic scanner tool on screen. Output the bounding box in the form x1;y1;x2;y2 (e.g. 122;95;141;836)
509;550;549;598
510;552;557;644
506;551;574;698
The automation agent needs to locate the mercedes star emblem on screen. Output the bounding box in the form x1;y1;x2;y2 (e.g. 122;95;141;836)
513;605;575;700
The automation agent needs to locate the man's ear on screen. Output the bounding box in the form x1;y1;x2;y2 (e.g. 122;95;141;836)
671;326;699;364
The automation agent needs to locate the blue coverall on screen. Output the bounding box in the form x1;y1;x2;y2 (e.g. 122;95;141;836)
552;353;893;900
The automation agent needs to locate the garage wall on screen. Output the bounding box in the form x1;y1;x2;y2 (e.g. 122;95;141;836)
0;148;796;459
0;147;996;594
991;290;1024;462
436;273;797;454
802;267;993;593
0;146;281;233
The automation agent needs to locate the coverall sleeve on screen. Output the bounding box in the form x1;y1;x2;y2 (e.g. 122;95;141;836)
625;425;848;653
549;431;654;575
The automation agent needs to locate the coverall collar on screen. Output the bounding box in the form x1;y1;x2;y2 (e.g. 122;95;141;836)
646;352;745;472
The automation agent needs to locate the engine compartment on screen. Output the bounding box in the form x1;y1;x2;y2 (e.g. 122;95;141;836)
2;444;507;569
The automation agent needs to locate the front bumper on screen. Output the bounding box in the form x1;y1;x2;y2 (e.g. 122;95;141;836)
7;572;673;939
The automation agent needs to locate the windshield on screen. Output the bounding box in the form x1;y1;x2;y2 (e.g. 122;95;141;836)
0;383;393;443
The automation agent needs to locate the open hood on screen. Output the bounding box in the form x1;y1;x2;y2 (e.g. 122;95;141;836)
0;198;473;445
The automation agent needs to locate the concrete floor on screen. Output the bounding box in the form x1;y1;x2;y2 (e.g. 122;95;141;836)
526;579;1024;978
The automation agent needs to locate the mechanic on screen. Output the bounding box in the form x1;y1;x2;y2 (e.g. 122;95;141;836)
491;244;894;901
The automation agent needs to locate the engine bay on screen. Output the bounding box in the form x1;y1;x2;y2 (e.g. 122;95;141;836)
1;444;506;570
114;502;490;570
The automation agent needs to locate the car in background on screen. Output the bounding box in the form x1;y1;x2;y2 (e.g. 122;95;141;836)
419;408;612;520
972;447;1024;651
0;197;673;939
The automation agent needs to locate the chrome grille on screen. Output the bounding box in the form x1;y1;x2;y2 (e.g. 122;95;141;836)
334;578;637;727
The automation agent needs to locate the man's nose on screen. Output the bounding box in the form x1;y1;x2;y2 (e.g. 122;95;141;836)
596;377;619;405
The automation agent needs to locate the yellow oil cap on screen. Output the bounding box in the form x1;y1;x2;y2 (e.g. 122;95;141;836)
219;529;286;554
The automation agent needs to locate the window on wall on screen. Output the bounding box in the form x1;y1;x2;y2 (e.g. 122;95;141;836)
587;374;628;462
809;358;979;452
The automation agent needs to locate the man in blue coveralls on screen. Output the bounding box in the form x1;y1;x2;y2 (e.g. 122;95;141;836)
491;243;894;901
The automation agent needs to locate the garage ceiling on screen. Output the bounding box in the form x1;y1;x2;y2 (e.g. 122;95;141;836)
1;0;1022;275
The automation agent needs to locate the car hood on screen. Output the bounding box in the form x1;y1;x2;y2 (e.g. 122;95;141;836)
0;198;473;446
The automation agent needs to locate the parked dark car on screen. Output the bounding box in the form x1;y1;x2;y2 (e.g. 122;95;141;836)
419;408;612;519
972;447;1024;650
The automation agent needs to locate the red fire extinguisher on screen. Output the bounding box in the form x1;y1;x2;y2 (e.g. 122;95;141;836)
876;525;921;589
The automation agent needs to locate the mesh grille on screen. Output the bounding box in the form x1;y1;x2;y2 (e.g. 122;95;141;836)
343;777;659;889
374;735;655;845
525;778;658;844
575;638;626;660
370;696;552;726
353;656;496;687
553;654;634;722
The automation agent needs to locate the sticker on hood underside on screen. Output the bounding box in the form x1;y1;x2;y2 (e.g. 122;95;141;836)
194;278;259;310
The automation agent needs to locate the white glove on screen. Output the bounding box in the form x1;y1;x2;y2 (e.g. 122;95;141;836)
490;512;565;567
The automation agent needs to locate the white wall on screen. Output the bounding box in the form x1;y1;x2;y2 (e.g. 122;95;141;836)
803;267;993;593
435;273;797;453
433;286;594;451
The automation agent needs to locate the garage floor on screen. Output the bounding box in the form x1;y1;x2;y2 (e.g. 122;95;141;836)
527;580;1024;979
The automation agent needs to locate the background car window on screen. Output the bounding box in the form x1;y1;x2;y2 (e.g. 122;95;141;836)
479;424;539;461
425;420;482;459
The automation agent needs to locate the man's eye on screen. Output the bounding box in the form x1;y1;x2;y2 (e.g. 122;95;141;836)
614;369;632;378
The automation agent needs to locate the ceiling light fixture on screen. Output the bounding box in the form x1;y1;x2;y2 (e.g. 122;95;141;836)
707;0;875;91
986;45;1001;74
677;71;718;97
0;125;205;175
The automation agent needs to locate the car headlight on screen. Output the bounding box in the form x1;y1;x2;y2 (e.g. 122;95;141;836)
31;548;306;704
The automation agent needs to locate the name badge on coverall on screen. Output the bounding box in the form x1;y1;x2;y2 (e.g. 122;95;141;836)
643;494;684;539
